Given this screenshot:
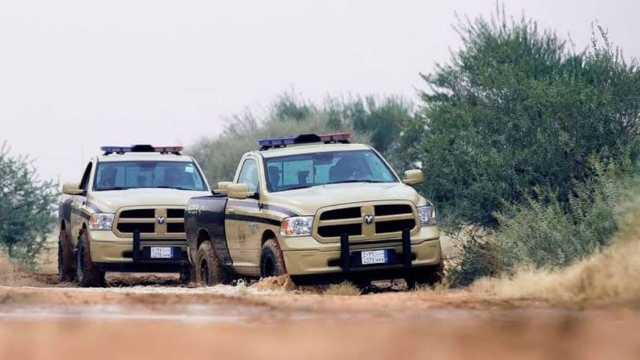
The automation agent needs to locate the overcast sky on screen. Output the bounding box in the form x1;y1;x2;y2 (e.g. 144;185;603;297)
1;0;639;183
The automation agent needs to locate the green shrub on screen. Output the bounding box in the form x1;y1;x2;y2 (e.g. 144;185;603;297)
446;231;502;287
496;165;622;271
448;164;627;287
414;8;640;227
0;143;58;264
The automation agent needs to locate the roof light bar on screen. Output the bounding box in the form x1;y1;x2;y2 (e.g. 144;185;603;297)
257;132;352;150
101;145;183;155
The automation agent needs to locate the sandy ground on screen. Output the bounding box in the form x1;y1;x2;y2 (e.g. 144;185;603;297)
0;239;639;360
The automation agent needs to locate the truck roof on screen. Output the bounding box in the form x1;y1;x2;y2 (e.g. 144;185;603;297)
97;153;195;162
258;142;372;158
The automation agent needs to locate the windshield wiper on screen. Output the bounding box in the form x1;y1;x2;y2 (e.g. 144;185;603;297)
99;186;130;191
280;184;314;191
154;186;195;191
325;180;389;185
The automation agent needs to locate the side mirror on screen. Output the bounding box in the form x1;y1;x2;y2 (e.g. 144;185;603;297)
215;181;233;194
403;169;424;186
227;183;255;200
62;183;84;196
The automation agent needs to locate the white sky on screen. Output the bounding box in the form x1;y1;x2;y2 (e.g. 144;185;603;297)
1;0;639;183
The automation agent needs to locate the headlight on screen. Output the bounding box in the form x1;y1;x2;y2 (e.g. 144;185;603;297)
89;213;115;231
418;205;436;226
281;216;314;236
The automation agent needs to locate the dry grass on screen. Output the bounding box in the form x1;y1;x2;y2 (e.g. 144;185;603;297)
251;275;297;292
472;219;640;304
0;252;46;287
323;282;361;296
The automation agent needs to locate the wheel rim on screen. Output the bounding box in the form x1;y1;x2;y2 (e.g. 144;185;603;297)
200;259;210;285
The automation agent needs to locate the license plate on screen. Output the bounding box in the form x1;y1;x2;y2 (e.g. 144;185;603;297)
150;247;173;259
361;250;387;265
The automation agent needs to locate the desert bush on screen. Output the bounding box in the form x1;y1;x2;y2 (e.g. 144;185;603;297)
445;228;502;287
0;143;58;264
496;174;620;271
414;8;640;226
447;163;629;287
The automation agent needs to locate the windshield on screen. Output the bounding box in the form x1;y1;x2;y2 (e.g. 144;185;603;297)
265;150;397;192
93;161;207;191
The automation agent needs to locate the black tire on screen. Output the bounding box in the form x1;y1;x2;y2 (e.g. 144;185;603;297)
195;241;224;286
58;227;75;282
76;232;106;287
260;239;287;278
412;262;444;287
179;266;194;285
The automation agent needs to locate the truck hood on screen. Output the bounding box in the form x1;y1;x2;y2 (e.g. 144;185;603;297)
88;188;211;213
266;182;425;215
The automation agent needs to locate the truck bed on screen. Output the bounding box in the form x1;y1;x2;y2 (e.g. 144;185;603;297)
184;193;234;267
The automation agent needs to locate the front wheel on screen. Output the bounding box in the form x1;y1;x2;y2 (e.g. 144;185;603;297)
195;241;224;286
260;239;287;278
58;228;75;282
76;232;105;287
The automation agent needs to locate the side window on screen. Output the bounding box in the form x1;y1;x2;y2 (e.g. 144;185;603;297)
79;162;92;191
237;159;259;194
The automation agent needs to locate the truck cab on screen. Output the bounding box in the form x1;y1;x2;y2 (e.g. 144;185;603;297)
58;145;211;286
186;133;442;287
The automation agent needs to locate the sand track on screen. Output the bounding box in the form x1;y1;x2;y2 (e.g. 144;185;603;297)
0;282;639;360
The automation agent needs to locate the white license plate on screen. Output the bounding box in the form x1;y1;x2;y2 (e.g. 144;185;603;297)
361;250;387;265
150;247;173;259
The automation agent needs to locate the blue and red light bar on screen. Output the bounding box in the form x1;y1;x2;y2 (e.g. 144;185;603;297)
257;132;352;150
101;145;183;155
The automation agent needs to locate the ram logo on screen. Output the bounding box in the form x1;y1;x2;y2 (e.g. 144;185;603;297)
363;215;375;225
156;216;166;225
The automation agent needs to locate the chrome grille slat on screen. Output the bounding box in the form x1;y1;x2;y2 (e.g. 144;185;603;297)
314;202;418;242
114;207;186;239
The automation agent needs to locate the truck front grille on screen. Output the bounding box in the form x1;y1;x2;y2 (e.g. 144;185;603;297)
114;207;186;239
315;202;417;243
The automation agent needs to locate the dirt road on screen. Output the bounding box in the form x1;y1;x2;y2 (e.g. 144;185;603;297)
0;277;639;360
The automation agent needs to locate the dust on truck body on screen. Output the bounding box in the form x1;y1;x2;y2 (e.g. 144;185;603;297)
185;133;443;286
58;145;211;287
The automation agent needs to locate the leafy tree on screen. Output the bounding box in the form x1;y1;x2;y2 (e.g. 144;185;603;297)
0;143;58;263
416;9;640;226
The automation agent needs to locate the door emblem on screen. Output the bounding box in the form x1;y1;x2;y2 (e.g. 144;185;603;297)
363;215;375;225
156;216;166;225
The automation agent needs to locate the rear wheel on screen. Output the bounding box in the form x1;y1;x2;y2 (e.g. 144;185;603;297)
260;239;287;278
76;232;105;287
57;227;75;282
195;241;224;286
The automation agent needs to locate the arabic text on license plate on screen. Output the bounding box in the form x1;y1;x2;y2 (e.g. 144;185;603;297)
150;247;172;259
361;250;387;265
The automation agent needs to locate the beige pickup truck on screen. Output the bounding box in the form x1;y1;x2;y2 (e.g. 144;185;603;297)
185;133;443;287
58;145;211;286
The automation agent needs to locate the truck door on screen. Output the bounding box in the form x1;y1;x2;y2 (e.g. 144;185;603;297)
69;162;92;245
225;158;262;275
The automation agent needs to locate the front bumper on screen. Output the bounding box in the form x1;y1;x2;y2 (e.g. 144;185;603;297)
88;230;188;272
281;226;442;276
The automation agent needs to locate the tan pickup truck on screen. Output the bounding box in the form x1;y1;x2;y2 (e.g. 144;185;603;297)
185;133;443;287
58;145;211;286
